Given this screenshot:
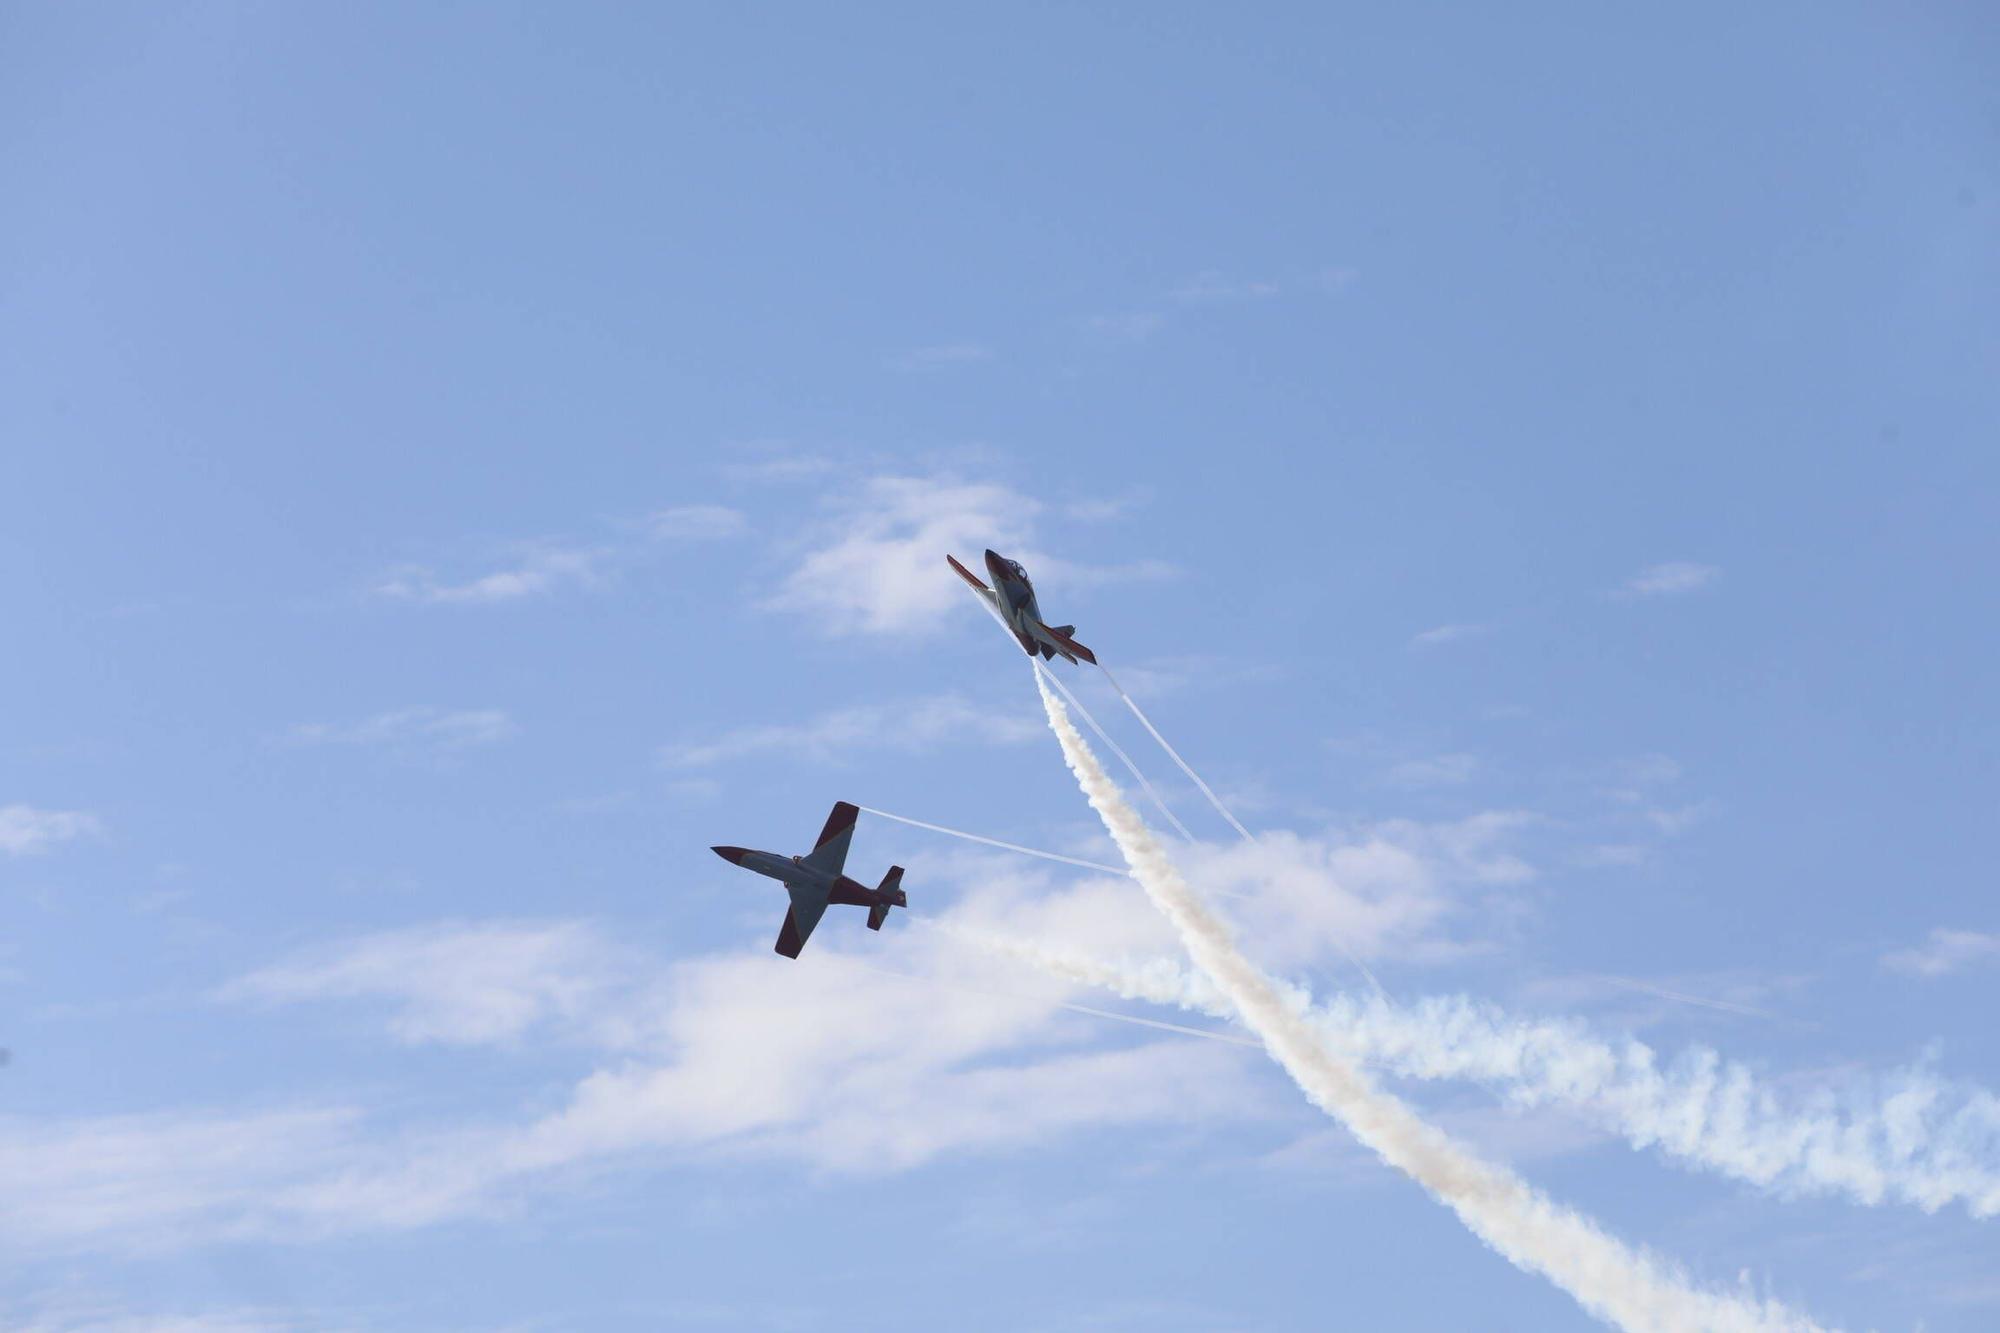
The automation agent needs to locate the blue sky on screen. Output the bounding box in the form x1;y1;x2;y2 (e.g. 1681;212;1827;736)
3;4;1997;1329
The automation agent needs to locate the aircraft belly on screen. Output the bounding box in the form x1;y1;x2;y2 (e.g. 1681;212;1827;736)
785;880;830;938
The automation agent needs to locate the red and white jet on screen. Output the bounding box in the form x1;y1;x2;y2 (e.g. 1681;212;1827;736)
948;548;1097;665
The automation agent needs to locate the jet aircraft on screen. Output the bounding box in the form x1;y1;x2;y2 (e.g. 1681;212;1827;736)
947;548;1097;664
711;801;907;958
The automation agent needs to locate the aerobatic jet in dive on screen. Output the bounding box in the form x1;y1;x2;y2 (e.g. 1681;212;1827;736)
947;548;1097;664
711;801;907;958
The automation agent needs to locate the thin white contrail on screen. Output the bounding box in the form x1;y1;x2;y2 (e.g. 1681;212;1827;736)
854;956;1260;1050
1096;661;1255;841
1032;671;1830;1333
966;933;2000;1219
855;805;1127;875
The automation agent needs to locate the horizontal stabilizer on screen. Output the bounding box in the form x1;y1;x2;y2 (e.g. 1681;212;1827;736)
877;865;905;903
1043;625;1097;665
868;865;906;930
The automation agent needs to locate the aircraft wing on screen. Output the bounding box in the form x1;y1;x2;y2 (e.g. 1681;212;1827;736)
946;553;999;603
801;800;858;876
1031;620;1098;665
775;888;829;958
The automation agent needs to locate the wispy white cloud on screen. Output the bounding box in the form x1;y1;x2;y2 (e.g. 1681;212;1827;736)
647;504;749;541
1639;801;1713;835
1381;753;1478;789
0;805;103;856
719;449;839;484
1407;623;1487;650
1169;272;1280;302
376;545;603;605
1613;753;1685;787
373;502;744;609
1619;561;1720;598
0;1105;366;1252
285;708;517;751
1192;814;1532;970
663;693;1040;768
933;812;1533;978
1061;490;1150;522
1572;843;1650;869
762;473;1167;637
886;343;992;372
1;1293;324;1333
1083;312;1165;342
766;475;1036;635
1883;928;2000;978
6;885;1259;1253
218;920;626;1047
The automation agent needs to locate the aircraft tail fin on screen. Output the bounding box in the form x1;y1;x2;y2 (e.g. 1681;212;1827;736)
1050;625;1075;637
867;866;906;930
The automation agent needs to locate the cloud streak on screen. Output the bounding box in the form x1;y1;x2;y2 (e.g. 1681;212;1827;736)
763;474;1167;638
1620;562;1720;598
1883;929;2000;979
886;343;992;372
663;693;1042;768
285;708;517;751
3;902;1260;1255
377;546;602;605
647;504;749;541
1408;623;1487;650
0;805;103;856
219;920;623;1047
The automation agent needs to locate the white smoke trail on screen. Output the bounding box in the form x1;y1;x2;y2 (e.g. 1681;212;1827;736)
1033;670;1831;1333
966;934;2000;1219
1097;661;1254;841
855;805;1126;875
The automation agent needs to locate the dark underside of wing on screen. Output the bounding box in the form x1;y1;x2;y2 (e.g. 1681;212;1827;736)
802;801;858;876
775;888;829;959
775;910;810;958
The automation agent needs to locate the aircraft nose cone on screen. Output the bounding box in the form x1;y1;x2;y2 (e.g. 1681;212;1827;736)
711;845;748;865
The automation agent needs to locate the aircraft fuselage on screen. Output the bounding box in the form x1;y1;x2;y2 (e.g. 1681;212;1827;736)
711;846;848;897
984;548;1045;638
